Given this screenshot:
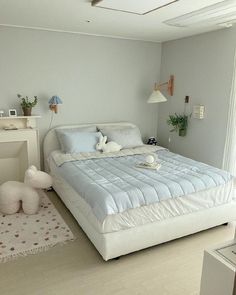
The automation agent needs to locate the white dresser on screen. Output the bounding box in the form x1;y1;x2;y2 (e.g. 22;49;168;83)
200;239;236;295
0;116;40;183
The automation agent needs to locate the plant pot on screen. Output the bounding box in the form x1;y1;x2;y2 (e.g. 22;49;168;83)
179;128;187;137
22;107;32;116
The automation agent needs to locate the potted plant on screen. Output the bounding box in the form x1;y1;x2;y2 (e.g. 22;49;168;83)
17;94;38;116
167;113;190;137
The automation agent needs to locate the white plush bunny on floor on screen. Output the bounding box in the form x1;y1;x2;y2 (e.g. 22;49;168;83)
96;135;122;153
0;166;52;215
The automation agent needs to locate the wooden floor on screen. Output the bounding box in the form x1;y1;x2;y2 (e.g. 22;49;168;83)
0;190;235;295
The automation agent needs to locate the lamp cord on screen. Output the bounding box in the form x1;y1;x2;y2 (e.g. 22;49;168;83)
168;96;172;151
48;111;54;130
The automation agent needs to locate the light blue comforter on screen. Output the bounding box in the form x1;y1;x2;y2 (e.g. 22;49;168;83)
57;150;232;222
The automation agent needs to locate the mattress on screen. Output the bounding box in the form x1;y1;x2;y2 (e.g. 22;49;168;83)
49;155;235;234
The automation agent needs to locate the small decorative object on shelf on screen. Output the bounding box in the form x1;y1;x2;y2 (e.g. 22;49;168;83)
167;113;191;137
8;109;17;117
147;137;158;146
4;124;18;130
17;94;38;116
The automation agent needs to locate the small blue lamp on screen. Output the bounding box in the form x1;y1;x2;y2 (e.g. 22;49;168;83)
49;95;63;114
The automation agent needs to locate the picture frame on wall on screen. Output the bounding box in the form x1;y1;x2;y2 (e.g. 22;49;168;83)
8;109;17;117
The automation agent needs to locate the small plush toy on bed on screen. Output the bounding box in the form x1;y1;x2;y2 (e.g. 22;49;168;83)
96;135;122;153
0;166;52;215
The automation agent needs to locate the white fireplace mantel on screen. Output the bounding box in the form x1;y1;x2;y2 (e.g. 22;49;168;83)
0;116;41;184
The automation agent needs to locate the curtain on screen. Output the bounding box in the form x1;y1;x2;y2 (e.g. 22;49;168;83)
222;50;236;176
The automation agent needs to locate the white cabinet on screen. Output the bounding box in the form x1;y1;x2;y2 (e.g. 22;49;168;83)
0;116;40;184
200;240;236;295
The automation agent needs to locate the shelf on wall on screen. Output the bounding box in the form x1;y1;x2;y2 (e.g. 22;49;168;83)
0;116;41;119
0;115;41;129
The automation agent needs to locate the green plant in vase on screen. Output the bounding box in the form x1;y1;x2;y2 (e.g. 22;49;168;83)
17;94;38;116
167;113;190;137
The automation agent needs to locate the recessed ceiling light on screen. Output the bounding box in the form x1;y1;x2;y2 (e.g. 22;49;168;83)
91;0;179;15
164;0;236;27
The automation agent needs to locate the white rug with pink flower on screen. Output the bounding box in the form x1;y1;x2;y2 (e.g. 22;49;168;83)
0;192;75;263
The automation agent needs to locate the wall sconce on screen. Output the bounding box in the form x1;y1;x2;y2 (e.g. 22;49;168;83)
147;75;174;103
49;96;63;114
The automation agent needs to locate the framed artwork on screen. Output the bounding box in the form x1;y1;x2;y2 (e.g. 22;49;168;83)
8;109;17;117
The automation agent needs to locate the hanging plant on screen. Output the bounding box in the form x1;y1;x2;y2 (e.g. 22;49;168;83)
167;113;190;137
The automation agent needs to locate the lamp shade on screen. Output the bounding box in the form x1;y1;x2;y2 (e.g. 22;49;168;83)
49;96;63;105
147;90;167;103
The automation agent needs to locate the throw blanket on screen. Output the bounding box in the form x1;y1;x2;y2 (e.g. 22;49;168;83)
51;145;163;166
52;148;233;222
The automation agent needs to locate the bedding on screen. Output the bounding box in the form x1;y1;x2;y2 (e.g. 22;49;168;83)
57;131;102;154
99;126;143;148
49;158;234;233
56;126;97;152
44;123;236;260
51;145;161;167
50;146;234;223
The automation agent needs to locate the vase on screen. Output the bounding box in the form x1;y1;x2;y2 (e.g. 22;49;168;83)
22;107;32;116
179;129;187;137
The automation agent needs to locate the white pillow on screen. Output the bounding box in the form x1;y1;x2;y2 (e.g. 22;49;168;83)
100;127;143;149
56;126;97;152
58;131;102;154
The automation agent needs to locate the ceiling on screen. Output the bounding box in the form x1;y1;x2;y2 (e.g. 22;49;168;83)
0;0;233;42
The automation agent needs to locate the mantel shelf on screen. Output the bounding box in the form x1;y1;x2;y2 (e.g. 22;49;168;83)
0;115;41;129
0;116;41;120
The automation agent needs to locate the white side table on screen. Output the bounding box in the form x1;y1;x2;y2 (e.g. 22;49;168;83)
200;239;236;295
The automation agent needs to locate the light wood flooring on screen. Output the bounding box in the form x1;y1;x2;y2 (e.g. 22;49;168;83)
0;190;235;295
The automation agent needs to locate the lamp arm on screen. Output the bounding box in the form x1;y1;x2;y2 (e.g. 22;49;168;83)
158;81;169;87
154;75;174;96
154;82;168;91
157;82;169;88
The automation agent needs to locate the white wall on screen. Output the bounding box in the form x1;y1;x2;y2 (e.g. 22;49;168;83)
0;27;162;150
3;26;235;170
158;27;236;168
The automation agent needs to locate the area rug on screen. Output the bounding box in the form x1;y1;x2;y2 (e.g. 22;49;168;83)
0;191;75;263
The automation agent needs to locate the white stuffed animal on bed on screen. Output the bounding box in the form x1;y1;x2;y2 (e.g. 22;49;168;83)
96;135;122;153
0;166;52;215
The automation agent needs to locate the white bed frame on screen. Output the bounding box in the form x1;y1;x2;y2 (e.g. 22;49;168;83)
43;122;236;261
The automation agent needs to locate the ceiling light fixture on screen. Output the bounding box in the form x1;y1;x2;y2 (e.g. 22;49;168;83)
164;0;236;27
91;0;179;15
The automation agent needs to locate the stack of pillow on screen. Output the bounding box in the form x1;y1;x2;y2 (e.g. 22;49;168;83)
56;125;144;154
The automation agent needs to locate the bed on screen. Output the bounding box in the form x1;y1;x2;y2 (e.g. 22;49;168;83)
43;122;236;260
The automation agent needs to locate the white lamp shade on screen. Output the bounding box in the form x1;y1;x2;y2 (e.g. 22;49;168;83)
147;90;167;103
